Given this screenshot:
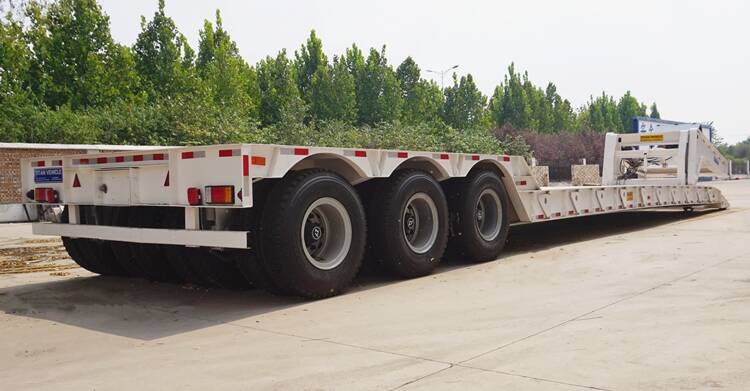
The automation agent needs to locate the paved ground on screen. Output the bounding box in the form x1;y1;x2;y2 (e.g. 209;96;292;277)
1;181;748;390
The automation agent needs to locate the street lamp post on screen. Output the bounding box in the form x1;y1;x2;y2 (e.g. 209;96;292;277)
426;65;459;89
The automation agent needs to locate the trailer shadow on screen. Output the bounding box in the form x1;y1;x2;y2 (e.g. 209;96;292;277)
0;208;722;340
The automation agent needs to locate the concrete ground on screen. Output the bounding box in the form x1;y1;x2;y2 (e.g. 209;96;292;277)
1;181;748;390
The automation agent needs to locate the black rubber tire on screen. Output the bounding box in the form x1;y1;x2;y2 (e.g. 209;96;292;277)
73;207;127;276
110;207;147;278
60;207;101;274
127;207;182;283
259;169;366;299
368;170;449;278
446;170;510;262
186;248;249;290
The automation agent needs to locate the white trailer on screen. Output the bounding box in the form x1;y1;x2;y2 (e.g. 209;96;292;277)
21;129;729;298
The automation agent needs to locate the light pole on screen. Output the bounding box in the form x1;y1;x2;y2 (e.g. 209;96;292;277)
426;65;459;89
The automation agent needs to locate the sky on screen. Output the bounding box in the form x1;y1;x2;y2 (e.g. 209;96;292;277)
100;0;750;144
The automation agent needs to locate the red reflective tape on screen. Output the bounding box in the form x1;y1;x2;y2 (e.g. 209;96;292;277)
36;161;45;167
219;149;233;157
354;150;367;158
440;153;449;160
397;151;408;158
115;156;125;163
243;155;249;176
294;148;309;156
80;158;89;164
133;155;143;162
502;156;511;162
536;214;545;219
181;151;194;159
569;210;576;215
96;157;107;164
554;212;561;217
52;160;62;166
583;209;589;213
595;208;603;212
471;155;480;161
153;153;165;161
517;180;527;186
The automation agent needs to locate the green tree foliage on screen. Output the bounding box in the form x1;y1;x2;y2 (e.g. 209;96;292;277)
580;93;621;131
441;73;486;129
310;56;356;123
25;0;137;108
134;0;195;100
649;103;660;119
396;57;443;124
295;29;327;104
617;91;647;131
0;1;657;156
355;46;402;125
196;10;258;120
256;49;303;126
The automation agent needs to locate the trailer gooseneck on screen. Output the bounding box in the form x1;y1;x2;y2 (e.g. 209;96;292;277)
22;129;729;298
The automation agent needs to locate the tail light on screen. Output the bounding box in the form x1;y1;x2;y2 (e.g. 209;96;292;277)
204;186;235;205
187;187;202;205
32;188;58;203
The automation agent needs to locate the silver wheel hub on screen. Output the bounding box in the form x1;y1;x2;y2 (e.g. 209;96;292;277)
402;193;439;254
475;189;502;242
301;197;352;270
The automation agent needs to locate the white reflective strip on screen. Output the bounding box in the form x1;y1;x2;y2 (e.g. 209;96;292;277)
32;223;249;249
280;148;295;155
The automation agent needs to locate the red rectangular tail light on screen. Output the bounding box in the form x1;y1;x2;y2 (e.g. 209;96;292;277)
187;187;202;205
204;186;235;205
33;188;58;203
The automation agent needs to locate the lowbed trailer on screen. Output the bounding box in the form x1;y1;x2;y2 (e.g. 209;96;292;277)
22;129;729;298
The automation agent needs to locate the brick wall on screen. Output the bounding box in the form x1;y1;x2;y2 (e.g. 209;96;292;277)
0;148;86;204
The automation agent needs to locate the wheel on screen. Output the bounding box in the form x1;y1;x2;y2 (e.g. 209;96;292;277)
110;207;147;278
69;207;127;276
259;169;366;298
127;207;182;283
447;170;510;262
369;170;448;278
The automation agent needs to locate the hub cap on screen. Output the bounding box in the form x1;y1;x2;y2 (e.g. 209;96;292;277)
475;189;502;241
301;197;352;270
402;193;439;254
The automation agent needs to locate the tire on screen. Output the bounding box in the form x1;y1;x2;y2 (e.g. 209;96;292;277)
447;170;510;262
110;207;148;278
127;207;182;283
259;169;366;298
71;207;127;276
369;170;449;278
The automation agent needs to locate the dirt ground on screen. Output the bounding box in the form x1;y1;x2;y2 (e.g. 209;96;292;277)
0;180;748;390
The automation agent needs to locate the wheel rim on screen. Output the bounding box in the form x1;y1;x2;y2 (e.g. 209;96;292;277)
475;188;502;241
301;197;352;270
402;193;439;254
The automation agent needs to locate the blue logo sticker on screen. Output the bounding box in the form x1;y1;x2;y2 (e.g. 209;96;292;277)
34;167;63;183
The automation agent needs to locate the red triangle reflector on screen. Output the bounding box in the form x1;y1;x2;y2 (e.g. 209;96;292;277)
72;174;81;188
164;171;170;187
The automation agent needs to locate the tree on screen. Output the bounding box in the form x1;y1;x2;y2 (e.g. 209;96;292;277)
489;63;533;129
0;8;31;100
396;57;443;124
257;49;303;126
295;30;327;104
134;0;196;100
310;55;356;122
196;10;256;119
441;73;486;129
356;46;402;125
617;91;646;131
649;103;660;119
24;0;136;108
